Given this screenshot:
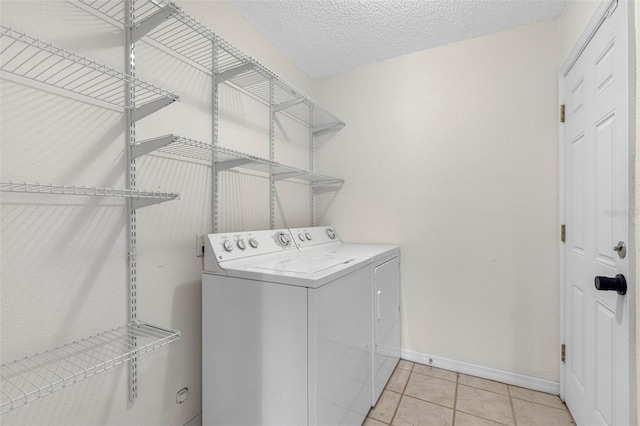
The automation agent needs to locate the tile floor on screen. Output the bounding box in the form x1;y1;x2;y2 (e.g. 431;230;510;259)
364;360;575;426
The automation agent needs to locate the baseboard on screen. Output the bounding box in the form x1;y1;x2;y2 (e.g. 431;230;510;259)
401;348;560;395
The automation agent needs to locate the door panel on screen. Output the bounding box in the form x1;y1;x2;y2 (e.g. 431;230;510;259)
571;134;585;253
570;284;585;389
595;112;616;267
563;2;631;425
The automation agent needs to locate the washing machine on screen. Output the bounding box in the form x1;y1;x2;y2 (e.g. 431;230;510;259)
202;229;373;426
289;226;401;406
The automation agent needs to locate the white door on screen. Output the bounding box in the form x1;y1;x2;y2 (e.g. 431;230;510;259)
563;1;632;425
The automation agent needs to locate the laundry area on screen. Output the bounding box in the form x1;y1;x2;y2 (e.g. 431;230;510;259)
0;1;638;425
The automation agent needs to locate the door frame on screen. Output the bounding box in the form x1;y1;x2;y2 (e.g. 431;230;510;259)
558;0;637;423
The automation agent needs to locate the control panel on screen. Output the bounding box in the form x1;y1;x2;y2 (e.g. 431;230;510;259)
289;226;340;249
207;229;296;263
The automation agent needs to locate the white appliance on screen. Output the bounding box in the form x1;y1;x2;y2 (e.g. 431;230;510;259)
289;226;401;405
202;229;373;426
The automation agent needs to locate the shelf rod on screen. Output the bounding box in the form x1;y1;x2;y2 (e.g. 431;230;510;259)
131;5;175;42
215;63;254;84
273;98;305;113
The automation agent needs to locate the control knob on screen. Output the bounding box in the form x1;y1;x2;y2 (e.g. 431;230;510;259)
305;232;312;240
276;232;291;247
298;233;305;241
249;238;259;248
326;228;336;239
237;239;246;250
223;240;234;252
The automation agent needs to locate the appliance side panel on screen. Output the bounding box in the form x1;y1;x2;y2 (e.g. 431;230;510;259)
308;266;372;426
202;275;307;425
373;256;402;404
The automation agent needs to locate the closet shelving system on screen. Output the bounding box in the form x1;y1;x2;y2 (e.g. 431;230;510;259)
0;25;181;414
1;0;345;414
81;0;345;231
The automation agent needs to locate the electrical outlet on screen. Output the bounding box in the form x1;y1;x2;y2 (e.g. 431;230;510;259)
196;233;206;258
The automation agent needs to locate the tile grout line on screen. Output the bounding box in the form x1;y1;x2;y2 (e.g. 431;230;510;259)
451;372;459;426
508;385;518;426
388;362;414;425
510;395;570;411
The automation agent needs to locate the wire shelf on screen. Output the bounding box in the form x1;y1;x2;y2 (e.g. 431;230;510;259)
133;0;215;72
214;144;344;185
214;35;344;129
0;322;180;414
135;135;344;186
0;26;179;110
79;0;344;130
0;180;179;202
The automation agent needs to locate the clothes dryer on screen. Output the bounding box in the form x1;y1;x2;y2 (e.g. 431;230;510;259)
289;226;401;405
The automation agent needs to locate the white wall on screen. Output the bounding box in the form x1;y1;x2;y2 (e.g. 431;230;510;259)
0;1;313;425
559;0;601;60
314;19;562;381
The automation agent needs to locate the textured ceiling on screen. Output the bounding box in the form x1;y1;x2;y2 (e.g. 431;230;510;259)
226;0;565;78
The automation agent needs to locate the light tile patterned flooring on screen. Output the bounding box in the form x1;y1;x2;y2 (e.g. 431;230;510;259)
364;360;575;426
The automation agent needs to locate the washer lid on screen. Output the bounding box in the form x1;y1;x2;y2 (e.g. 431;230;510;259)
216;251;369;288
251;254;357;274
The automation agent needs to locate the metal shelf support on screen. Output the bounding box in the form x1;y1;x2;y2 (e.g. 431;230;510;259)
272;171;305;182
312;122;345;137
216;158;252;172
131;197;177;209
132;97;177;122
269;79;275;229
124;0;138;402
309;105;315;225
132;6;176;42
216;63;254;84
212;38;219;233
273;98;306;113
131;135;175;159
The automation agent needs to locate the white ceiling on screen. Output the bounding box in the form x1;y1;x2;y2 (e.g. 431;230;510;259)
226;0;565;78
